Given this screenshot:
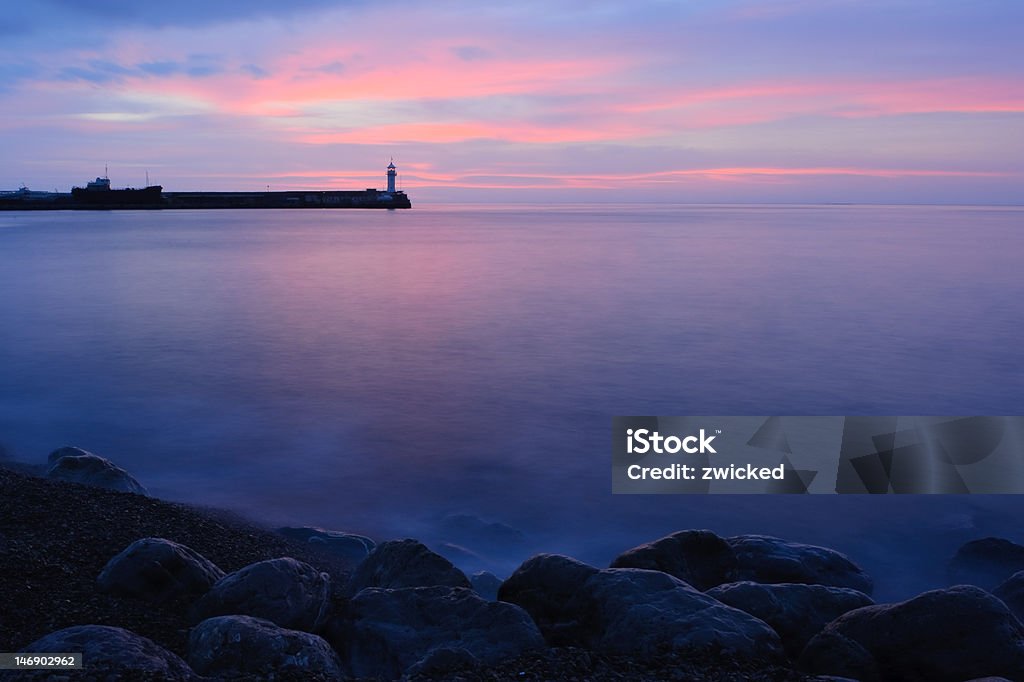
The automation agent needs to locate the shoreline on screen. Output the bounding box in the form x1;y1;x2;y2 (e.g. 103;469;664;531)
4;455;1024;680
0;463;810;680
0;464;355;660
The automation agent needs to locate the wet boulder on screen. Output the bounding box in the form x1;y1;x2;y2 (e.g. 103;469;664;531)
470;570;503;601
190;557;330;632
345;538;469;595
728;535;873;595
428;514;529;575
949;537;1024;590
47;445;92;466
434;541;489;575
438;513;527;547
326;585;543;679
800;585;1024;681
23;625;193;680
404;646;480;678
496;554;600;645
500;555;783;659
993;570;1024;623
611;529;739;590
707;581;873;658
46;448;148;495
188;615;341;679
277;526;376;563
98;537;224;603
568;568;784;659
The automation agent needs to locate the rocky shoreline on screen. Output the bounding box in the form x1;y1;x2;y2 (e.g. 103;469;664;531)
2;449;1024;681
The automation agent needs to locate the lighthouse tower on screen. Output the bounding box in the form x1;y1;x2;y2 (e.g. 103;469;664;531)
386;160;397;193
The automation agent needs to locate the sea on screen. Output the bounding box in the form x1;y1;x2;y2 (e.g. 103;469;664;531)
1;203;1023;600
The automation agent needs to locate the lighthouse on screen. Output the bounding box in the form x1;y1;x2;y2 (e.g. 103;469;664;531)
386;160;397;193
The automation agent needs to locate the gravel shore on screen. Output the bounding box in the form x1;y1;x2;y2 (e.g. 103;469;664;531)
0;465;353;660
0;464;817;680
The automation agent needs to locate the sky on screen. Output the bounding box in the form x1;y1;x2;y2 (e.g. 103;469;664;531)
1;0;1022;204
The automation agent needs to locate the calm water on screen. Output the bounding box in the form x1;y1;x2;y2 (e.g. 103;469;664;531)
2;204;1023;598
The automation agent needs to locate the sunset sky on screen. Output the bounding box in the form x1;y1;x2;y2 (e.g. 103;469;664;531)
1;0;1022;203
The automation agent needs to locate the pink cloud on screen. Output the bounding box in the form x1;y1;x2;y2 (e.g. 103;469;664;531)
233;166;1016;192
622;77;1024;124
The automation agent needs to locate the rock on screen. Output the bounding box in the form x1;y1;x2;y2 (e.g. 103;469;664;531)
470;570;503;600
22;625;193;680
326;585;543;679
188;615;341;678
404;646;480;678
567;568;784;659
277;526;376;563
46;448;148;495
97;537;224;603
499;555;783;659
707;581;873;658
949;537;1024;590
728;535;873;595
190;557;330;632
993;570;1024;623
800;585;1024;681
47;445;91;466
610;529;739;590
433;541;490;574
496;554;600;645
437;513;527;550
346;538;470;595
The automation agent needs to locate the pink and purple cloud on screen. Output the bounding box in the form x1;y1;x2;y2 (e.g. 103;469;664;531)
1;1;1021;203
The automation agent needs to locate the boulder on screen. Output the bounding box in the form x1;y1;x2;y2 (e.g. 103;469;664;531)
707;581;873;658
46;448;148;495
190;557;330;632
728;535;873;595
993;570;1024;623
439;513;526;542
568;568;784;659
433;542;489;574
499;555;783;660
610;529;739;590
949;538;1024;590
405;646;480;678
470;570;503;600
327;585;543;679
346;538;470;595
277;526;376;563
23;625;193;680
188;615;341;678
436;513;527;551
800;585;1024;681
496;554;599;645
98;537;224;603
47;445;92;466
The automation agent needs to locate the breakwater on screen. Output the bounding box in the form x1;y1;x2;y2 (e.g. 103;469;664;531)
0;188;411;210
